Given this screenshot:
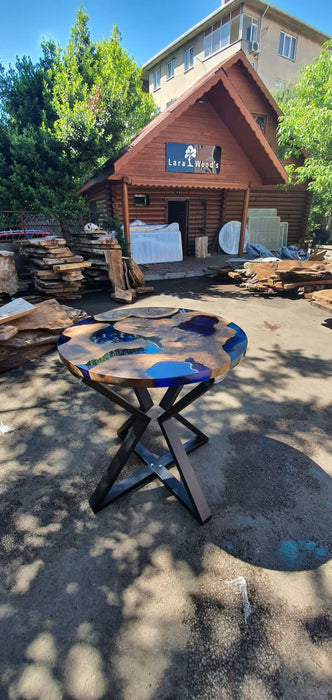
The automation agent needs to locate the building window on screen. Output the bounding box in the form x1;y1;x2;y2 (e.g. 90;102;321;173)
154;68;161;91
204;11;241;58
185;46;194;71
167;59;175;80
242;14;259;44
278;31;296;60
253;114;266;133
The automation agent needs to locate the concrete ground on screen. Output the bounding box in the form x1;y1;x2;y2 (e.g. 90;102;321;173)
0;276;331;700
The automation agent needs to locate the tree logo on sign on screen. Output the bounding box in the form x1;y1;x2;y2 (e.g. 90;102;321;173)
184;144;196;167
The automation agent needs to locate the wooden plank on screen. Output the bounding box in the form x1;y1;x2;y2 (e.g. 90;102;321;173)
111;287;135;303
1;331;58;348
0;325;18;340
135;286;154;295
0;298;35;325
52;262;91;271
104;248;125;290
0;342;56;374
35;270;62;279
26;238;67;247
11;299;74;332
311;289;332;304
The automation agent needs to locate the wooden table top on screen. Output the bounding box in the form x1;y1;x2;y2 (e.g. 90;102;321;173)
57;307;247;388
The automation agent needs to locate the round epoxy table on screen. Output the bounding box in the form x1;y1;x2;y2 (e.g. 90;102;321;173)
58;307;247;524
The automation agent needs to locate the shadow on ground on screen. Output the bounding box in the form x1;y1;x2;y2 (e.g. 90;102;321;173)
0;287;331;699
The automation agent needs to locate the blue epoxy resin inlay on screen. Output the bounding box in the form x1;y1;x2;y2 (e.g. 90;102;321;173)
178;314;218;335
90;326;136;345
147;361;198;379
147;360;211;387
224;323;248;361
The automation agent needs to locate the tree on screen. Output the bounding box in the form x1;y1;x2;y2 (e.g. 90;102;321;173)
51;8;156;178
0;8;156;225
277;40;332;229
0;45;76;219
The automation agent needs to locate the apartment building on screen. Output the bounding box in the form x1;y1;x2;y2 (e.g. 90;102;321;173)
142;0;330;111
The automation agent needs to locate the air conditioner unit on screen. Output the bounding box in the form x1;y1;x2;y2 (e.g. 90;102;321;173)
250;40;261;54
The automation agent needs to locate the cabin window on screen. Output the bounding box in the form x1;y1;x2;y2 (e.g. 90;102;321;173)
278;31;296;60
154;68;161;91
134;194;150;207
167;59;175;80
253;114;266;133
185;47;194;71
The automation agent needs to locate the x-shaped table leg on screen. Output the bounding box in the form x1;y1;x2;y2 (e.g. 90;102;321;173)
83;378;214;524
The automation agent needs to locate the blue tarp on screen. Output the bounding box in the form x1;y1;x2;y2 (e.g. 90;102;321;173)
246;242;309;260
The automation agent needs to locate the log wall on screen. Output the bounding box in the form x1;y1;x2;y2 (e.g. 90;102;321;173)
112;184;224;255
222;185;312;245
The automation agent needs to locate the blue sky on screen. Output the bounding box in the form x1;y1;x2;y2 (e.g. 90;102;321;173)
1;0;331;69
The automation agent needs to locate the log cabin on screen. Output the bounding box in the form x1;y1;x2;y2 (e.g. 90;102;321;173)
79;50;310;257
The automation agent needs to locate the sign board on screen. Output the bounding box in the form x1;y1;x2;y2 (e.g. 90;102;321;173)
166;143;221;174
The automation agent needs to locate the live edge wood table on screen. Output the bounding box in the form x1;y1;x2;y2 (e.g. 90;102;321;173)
57;307;247;524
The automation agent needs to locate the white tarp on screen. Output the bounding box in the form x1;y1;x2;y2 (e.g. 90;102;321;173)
130;220;183;264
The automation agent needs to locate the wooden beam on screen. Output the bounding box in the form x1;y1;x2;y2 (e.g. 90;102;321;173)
238;186;250;256
122;178;131;256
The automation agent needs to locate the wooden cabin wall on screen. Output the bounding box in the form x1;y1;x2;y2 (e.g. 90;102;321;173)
111;184;224;255
225;63;279;152
117;100;261;188
84;179;310;252
83;181;113;224
222;185;311;245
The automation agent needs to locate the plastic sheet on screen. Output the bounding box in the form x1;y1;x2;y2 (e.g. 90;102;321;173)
130;221;183;264
225;576;252;623
0;421;14;433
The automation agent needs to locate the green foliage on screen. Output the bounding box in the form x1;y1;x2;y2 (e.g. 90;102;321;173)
0;8;156;225
277;40;332;228
51;8;156;179
102;213;129;257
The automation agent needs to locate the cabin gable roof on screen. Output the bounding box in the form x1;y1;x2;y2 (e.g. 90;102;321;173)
80;50;288;194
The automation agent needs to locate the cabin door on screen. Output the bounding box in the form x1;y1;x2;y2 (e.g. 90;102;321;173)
167;200;189;255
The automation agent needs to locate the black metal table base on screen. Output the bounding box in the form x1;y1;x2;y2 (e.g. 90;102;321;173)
83;378;215;524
